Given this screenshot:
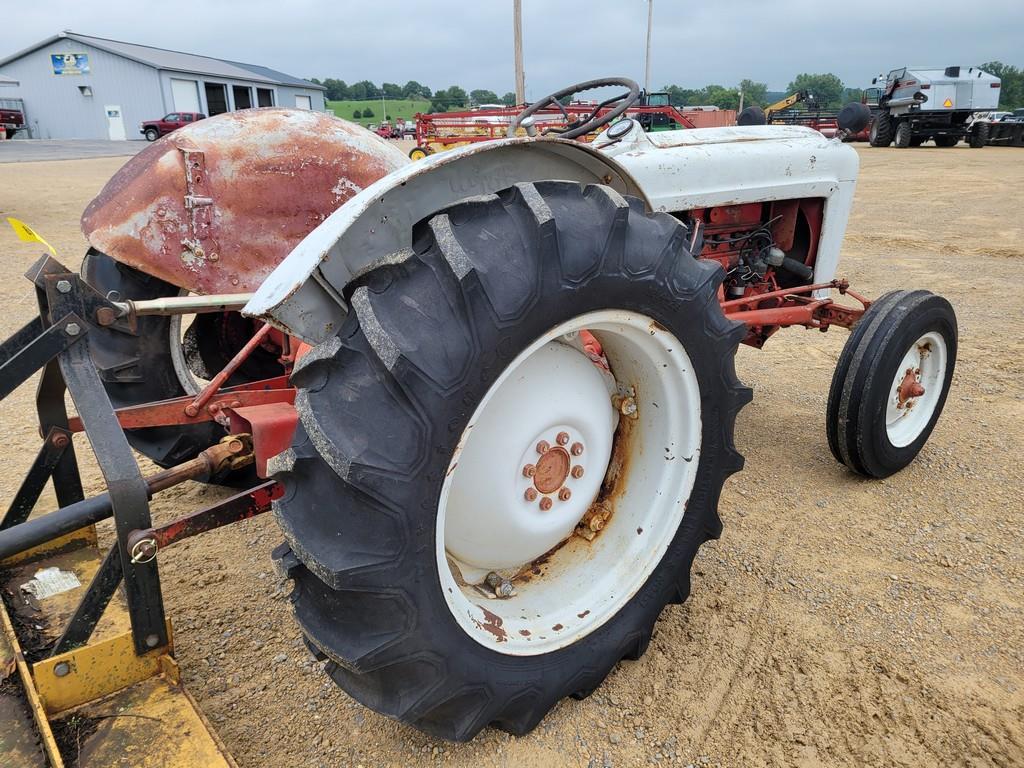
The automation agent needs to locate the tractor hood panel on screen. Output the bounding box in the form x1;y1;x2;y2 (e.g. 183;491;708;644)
601;123;860;292
81;109;408;296
602;124;860;212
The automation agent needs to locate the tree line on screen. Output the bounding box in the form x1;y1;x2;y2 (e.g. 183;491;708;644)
311;62;1023;113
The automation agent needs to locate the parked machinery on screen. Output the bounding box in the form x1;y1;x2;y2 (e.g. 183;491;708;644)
0;82;958;761
409;84;735;159
868;65;1001;147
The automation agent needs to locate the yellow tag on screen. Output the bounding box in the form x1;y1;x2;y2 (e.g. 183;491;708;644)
943;98;953;108
7;217;57;255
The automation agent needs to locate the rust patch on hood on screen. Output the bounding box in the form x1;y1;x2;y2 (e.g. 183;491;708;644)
81;108;407;295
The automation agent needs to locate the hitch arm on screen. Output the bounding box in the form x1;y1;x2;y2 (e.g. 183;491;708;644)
126;481;283;564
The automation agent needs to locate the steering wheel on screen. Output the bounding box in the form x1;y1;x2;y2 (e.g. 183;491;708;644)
507;77;641;140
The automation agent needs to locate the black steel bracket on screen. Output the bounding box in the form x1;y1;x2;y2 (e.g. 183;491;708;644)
0;256;167;655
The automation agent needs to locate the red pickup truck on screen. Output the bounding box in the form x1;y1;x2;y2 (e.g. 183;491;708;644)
139;112;206;141
0;99;25;140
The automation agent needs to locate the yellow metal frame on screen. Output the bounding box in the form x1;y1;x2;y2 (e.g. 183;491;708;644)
1;597;63;766
1;523;237;767
33;620;174;714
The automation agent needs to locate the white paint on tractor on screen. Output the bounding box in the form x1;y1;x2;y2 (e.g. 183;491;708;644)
597;120;860;295
436;310;701;655
886;331;948;447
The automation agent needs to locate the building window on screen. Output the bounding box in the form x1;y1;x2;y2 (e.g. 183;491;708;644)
232;85;253;110
204;82;228;115
256;88;274;107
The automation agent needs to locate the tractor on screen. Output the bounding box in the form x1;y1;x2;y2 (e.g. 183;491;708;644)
0;78;957;758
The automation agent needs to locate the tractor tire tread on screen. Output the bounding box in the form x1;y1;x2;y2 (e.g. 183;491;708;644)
275;181;750;741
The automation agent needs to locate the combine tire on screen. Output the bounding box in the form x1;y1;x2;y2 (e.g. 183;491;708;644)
273;181;751;741
969;122;989;148
81;250;281;477
827;290;956;478
893;121;912;148
869;113;894;146
934;136;958;147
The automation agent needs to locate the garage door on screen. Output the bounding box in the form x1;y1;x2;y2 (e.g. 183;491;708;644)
172;79;201;113
295;94;312;110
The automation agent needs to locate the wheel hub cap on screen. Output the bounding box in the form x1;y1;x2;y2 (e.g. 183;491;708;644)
443;342;616;574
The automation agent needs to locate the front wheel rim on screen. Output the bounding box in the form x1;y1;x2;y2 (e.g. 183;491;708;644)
436;310;702;656
885;331;947;448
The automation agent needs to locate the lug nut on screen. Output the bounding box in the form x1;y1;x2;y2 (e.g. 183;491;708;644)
619;396;638;417
539;497;553;511
95;306;117;326
571;465;584;479
524;488;537;502
522;464;536;478
485;571;515;599
558;487;571;501
571;442;584;456
536;440;550;454
556;431;570;445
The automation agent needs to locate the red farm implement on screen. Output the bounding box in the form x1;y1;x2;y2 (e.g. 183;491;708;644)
409;96;735;159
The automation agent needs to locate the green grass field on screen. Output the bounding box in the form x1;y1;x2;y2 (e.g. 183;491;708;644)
327;99;429;126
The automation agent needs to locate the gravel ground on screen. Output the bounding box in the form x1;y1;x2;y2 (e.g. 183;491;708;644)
0;142;1021;767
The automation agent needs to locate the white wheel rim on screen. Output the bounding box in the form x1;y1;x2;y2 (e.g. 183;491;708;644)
885;331;947;448
436;310;702;655
169;311;202;396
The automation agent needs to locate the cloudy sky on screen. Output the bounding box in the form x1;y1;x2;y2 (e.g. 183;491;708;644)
4;0;1021;96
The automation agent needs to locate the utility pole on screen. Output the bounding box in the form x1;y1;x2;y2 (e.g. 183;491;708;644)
644;0;653;93
513;0;525;105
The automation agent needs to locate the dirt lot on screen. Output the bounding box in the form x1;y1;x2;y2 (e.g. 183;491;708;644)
0;143;1021;767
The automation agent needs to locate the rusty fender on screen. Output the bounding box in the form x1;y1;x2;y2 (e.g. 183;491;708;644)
82;108;408;296
242;137;648;344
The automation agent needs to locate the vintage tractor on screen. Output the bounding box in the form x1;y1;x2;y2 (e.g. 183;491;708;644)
0;79;957;758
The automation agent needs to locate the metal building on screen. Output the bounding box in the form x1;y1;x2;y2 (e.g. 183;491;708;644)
0;31;327;140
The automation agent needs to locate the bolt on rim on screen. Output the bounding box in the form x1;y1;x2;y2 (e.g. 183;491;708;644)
885;331;947;448
436;310;702;655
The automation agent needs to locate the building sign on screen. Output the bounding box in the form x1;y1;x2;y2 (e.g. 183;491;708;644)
51;53;90;75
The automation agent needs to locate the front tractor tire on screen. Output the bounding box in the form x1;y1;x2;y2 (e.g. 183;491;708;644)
272;181;751;741
869;112;894;146
827;290;957;478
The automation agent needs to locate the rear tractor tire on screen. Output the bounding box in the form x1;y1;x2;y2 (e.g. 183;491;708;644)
827;290;957;478
272;181;752;741
893;120;913;148
868;112;894;146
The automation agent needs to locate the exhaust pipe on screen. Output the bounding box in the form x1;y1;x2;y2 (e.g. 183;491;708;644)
886;92;929;108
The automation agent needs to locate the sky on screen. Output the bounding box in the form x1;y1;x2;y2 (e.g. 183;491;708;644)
3;0;1022;97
